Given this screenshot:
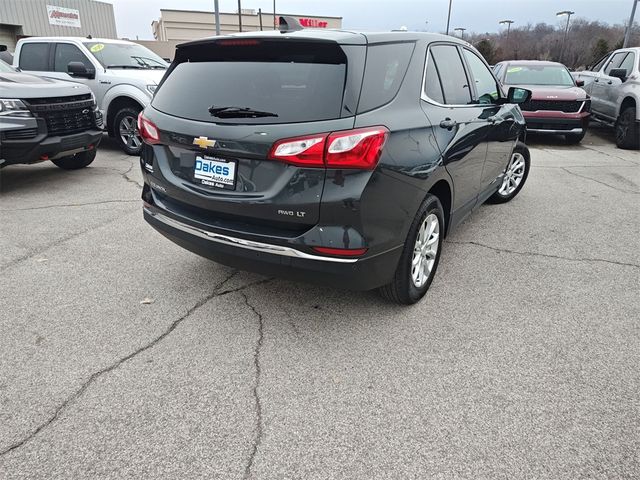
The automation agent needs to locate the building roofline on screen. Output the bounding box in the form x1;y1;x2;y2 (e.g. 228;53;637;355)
158;8;342;20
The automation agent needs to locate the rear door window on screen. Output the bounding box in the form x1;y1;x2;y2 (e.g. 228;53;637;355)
423;51;445;104
19;43;50;71
357;43;414;113
152;40;348;124
429;45;472;105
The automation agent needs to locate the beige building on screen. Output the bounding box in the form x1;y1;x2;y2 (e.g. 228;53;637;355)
152;8;342;42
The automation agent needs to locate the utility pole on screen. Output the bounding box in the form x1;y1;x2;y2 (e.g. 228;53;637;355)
454;27;466;40
499;20;514;58
214;0;220;35
557;10;575;63
446;0;453;35
273;0;276;30
623;0;639;48
237;0;242;32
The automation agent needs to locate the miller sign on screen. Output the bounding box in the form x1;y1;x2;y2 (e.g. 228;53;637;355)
46;5;82;28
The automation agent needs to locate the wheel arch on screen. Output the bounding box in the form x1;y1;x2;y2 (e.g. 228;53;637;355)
427;179;453;237
106;96;144;137
618;96;638;120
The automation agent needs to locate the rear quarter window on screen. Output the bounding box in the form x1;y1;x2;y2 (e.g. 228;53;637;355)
357;42;414;113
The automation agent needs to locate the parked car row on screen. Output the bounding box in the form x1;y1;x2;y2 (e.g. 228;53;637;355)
491;47;639;150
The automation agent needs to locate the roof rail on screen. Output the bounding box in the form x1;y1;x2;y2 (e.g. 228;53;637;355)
278;16;304;33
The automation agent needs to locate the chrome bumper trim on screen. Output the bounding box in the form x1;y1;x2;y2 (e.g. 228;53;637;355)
145;208;359;264
527;127;584;134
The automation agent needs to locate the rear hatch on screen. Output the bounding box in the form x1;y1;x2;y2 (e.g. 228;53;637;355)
144;36;365;235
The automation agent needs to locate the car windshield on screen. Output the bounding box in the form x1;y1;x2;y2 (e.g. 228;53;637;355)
84;42;168;69
504;65;574;86
0;59;16;73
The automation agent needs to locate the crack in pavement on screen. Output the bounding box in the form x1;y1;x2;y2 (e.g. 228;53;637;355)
0;207;140;274
241;291;265;480
0;199;139;212
0;269;245;457
447;240;640;270
579;144;640;166
561;168;640;195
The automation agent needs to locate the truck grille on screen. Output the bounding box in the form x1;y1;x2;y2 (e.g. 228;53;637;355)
520;100;583;113
23;94;96;136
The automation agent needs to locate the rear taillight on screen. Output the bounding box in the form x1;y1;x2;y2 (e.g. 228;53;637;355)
269;134;326;167
268;126;389;170
138;112;160;144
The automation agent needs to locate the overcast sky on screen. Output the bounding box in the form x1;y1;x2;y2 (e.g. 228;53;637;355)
109;0;637;40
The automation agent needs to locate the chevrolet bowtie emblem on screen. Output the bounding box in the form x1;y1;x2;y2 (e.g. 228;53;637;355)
193;136;217;149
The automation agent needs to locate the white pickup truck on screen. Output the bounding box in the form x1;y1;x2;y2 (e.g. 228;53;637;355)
13;37;168;155
573;47;639;149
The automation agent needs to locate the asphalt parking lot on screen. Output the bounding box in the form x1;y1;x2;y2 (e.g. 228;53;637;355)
1;126;639;479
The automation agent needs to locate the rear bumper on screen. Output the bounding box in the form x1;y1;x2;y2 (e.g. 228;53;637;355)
144;206;402;291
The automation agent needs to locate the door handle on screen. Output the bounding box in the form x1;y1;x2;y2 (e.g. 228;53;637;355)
607;80;613;85
594;79;599;83
439;118;457;130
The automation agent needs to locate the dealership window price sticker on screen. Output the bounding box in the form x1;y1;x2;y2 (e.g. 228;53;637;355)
47;5;81;28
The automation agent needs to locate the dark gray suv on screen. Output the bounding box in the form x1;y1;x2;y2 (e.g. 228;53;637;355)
139;24;531;304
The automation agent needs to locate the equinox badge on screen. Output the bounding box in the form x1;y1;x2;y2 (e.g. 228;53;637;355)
193;136;217;149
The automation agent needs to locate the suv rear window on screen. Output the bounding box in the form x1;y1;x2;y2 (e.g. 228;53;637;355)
152;40;348;124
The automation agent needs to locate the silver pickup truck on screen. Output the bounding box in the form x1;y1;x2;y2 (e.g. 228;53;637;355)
573;47;639;149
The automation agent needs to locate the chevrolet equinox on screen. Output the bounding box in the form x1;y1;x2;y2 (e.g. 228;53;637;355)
139;21;532;304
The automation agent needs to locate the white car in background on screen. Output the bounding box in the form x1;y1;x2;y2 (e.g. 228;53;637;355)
13;37;168;155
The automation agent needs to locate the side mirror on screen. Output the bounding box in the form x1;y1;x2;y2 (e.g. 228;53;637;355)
575;79;585;87
67;61;95;79
507;86;531;104
609;68;627;82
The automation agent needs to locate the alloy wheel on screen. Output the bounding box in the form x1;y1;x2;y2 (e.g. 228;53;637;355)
499;152;526;196
119;115;142;151
411;213;440;288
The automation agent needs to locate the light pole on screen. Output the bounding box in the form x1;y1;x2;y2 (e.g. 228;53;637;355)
237;0;242;32
214;0;220;35
499;20;514;58
557;10;575;63
446;0;453;35
454;27;466;40
623;0;639;48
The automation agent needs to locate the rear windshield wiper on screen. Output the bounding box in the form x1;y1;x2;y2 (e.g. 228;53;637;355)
208;106;278;118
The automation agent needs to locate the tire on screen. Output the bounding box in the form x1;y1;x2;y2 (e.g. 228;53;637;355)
114;105;143;155
615;106;640;150
51;149;96;170
485;142;530;204
564;129;586;144
379;194;444;305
